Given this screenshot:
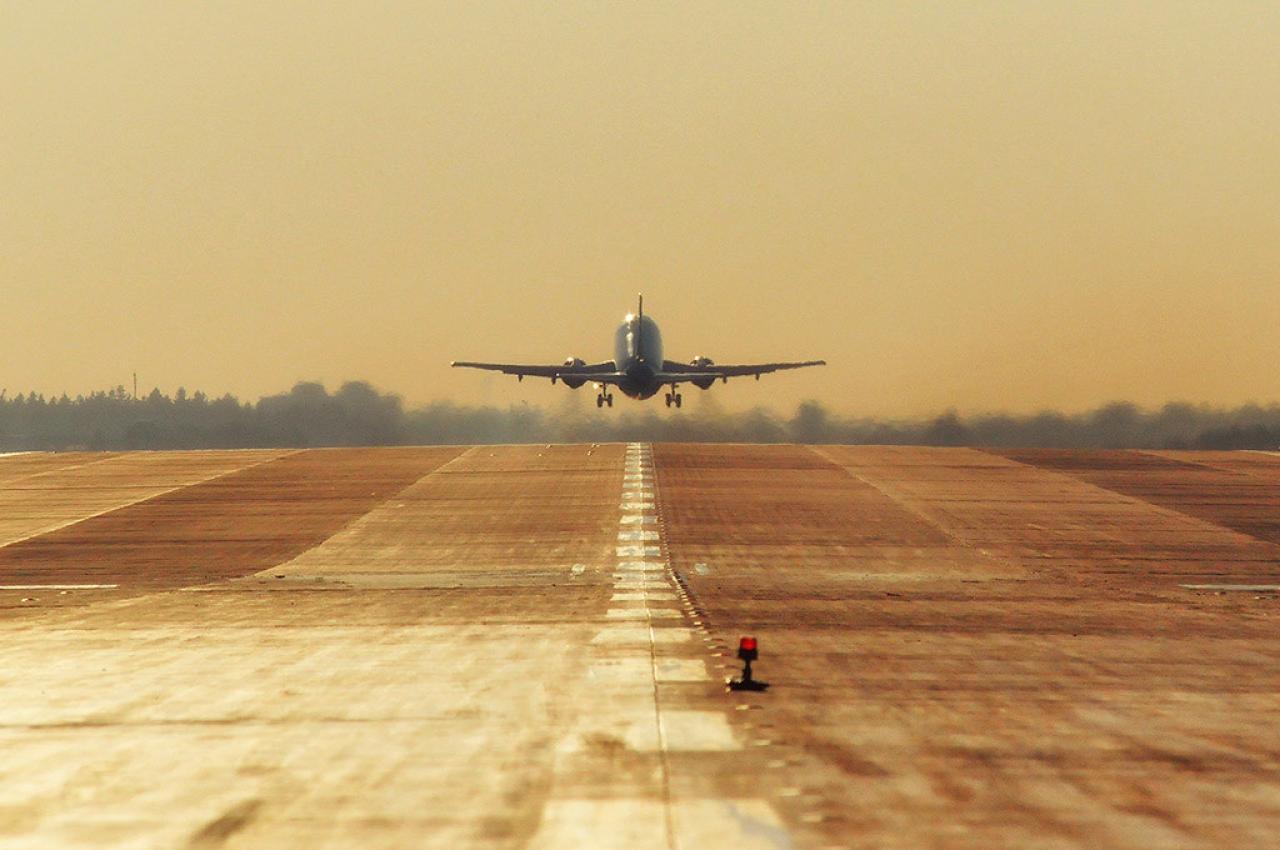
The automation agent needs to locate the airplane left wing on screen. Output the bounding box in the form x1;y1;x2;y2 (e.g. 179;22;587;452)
451;360;622;383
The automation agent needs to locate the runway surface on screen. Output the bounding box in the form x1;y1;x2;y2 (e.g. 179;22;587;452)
1;444;1278;849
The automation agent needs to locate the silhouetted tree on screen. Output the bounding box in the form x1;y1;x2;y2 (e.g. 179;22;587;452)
1;381;1279;450
923;411;970;446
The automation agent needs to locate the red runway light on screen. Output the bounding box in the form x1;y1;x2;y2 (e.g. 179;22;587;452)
728;635;768;692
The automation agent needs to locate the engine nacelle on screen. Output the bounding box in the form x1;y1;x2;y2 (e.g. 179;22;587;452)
561;357;587;389
689;356;716;389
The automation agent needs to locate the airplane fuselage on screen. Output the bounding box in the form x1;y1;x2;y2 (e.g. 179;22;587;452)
450;296;824;408
612;313;665;399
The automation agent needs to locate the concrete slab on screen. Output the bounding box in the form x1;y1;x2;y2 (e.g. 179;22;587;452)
655;443;1280;849
0;450;287;549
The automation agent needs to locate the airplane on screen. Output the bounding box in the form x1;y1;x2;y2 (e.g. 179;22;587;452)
452;296;825;408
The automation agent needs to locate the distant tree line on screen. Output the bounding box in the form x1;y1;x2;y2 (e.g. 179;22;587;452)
0;382;1277;450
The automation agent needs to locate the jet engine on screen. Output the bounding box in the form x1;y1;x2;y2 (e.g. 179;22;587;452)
560;357;588;389
689;356;716;390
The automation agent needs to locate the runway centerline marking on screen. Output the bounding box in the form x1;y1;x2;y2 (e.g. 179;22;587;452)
550;443;785;849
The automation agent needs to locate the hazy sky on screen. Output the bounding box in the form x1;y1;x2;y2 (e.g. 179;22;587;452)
3;3;1278;415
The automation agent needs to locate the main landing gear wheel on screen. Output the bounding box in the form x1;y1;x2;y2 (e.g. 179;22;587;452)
664;390;683;409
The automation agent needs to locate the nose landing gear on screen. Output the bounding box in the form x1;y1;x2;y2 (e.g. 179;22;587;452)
596;389;614;408
664;388;683;409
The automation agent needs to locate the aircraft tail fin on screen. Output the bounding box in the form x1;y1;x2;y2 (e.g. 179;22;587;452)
636;293;644;360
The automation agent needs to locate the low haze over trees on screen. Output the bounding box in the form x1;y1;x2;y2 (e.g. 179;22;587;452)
0;382;1277;451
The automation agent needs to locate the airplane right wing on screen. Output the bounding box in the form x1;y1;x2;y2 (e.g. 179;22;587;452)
658;359;826;383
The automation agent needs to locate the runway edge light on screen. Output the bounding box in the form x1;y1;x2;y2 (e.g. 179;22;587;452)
728;635;769;692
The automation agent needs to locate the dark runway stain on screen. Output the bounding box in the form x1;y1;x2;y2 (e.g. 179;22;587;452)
185;799;262;848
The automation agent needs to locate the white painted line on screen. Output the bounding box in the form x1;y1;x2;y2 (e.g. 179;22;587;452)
617;529;660;542
591;626;652;645
0;584;119;590
619;710;739;752
616;545;662;558
646;608;681;619
651;628;696;644
616;561;665;571
660;711;742;751
672;799;789;849
1181;584;1280;591
620;502;655;511
608;607;681;620
618;514;656;525
620;717;665;752
611;591;676;601
655;658;712;682
606;608;649;620
586;657;654;682
529;800;667;850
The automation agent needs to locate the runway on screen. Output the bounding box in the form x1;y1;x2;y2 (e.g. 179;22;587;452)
1;444;1277;849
